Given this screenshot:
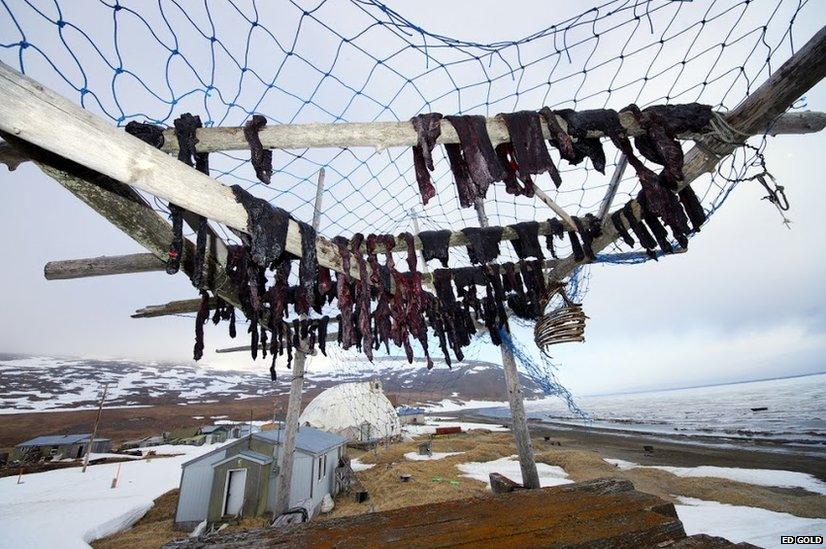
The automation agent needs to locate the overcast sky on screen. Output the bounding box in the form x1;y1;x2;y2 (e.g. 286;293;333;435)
0;0;823;396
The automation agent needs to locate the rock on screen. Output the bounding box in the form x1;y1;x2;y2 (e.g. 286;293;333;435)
320;493;334;514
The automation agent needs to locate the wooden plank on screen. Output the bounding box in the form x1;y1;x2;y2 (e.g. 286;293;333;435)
164;479;698;548
598;154;628;219
1;134;244;314
44;253;165;280
548;25;826;283
151;110;826;154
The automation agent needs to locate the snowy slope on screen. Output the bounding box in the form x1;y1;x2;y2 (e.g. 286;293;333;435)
0;443;220;548
0;353;544;413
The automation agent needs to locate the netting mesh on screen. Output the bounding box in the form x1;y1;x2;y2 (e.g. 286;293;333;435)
0;0;811;403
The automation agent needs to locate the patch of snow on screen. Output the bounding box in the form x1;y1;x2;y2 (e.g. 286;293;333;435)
457;456;571;489
423;398;506;413
404;451;464;461
0;443;221;547
350;458;374;472
676;497;826;549
604;459;826;494
402;420;508;440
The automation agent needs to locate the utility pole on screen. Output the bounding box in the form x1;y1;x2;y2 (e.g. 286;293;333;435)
82;382;109;473
473;197;541;489
274;168;325;515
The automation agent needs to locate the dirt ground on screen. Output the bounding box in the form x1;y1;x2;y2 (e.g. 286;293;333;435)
92;425;826;548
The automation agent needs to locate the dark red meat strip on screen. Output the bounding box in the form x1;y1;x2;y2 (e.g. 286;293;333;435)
350;234;373;361
679;185;707;232
509;221;545;260
462;226;504;264
498;111;560;187
419;229;451;267
243;114;272;185
230;185;291;267
444;115;505;201
410;113;443;205
332;236;356;349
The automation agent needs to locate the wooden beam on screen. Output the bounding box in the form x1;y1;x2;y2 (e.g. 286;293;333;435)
131;298;210;319
151;110;826;154
548;25;826;283
597;154;628;220
44;253;165;280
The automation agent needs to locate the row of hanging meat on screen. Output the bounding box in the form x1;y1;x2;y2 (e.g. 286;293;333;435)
126;103;714;370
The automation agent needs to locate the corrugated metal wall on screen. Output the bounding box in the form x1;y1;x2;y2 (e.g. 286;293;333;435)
175;448;227;523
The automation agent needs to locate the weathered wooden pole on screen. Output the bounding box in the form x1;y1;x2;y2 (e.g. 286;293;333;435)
274;169;326;515
598;154;628;220
82;382;108;473
472;197;541;489
44;253;165;280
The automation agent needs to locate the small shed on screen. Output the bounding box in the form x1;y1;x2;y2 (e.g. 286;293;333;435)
174;425;346;529
397;406;426;425
11;434;111;461
199;425;230;444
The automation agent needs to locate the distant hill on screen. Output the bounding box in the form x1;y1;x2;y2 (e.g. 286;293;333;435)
0;353;543;414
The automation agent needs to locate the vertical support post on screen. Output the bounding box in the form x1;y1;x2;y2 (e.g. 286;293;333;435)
274;351;307;514
597;154;628;220
409;209;429;275
472;198;541;489
274;169;326;515
82;382;108;473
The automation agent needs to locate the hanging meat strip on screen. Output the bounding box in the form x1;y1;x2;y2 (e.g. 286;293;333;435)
611;210;635;247
498;111;561;188
243;114;272;185
410;113;443;205
444;115;506;203
191;146;211;289
296;221;318;315
193;290;210;361
230;185;291;267
638;194;675;254
538;107;576;161
419;229;451;267
509;221;545;260
552;109;610;173
318;316;329;356
622;201;658;259
567;229;585;261
462;226;504;264
167;114;204;275
679;185;707;232
332;236;356;350
571;216;595;260
350;234;373;360
124;121;165;149
166;204;184;275
495;143;535;196
544;218;565;258
368;235;392;353
625;105;683;188
400;232;431;366
444;143;476;207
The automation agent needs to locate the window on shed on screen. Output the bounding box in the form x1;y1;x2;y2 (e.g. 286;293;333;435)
317;454;326;481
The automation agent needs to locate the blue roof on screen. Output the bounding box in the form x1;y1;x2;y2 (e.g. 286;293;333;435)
398;407;425;416
254;425;346;455
16;434;110;447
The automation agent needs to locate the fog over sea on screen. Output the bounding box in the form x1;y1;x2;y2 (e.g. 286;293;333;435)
479;373;826;452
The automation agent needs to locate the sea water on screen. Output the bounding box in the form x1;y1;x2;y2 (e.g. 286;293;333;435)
478;373;826;450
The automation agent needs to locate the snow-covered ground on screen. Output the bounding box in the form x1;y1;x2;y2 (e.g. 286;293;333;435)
0;442;221;548
404;451;464;461
676;497;826;549
604;458;826;494
401;419;508;440
423;398;507;413
456;456;571;489
350;457;374;472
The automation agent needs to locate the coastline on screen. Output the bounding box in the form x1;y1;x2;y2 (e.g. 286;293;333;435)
449;409;826;481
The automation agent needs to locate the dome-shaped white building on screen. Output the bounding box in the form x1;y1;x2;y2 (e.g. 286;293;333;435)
300;380;401;445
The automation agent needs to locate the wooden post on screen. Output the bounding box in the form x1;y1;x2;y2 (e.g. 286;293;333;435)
273;350;306;515
598;154;628;220
472;197;541;489
45;253;165;280
274;169;325;516
82;383;108;473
